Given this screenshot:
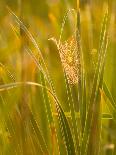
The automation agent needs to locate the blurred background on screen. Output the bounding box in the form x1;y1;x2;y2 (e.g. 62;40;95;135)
0;0;116;154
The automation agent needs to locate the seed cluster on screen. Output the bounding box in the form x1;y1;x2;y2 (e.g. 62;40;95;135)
58;36;80;85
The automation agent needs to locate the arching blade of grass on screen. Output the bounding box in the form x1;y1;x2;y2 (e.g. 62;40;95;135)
40;72;60;155
0;81;76;155
7;8;76;153
0;83;50;155
81;8;109;155
27;46;75;154
27;48;75;154
7;7;54;92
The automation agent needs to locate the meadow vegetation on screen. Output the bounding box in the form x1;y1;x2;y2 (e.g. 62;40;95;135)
0;0;116;155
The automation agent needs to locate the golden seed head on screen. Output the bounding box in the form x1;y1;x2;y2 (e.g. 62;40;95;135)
58;36;80;85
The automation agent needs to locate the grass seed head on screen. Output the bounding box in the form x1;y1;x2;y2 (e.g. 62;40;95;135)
58;36;80;85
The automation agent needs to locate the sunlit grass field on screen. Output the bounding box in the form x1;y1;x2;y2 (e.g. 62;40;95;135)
0;0;116;155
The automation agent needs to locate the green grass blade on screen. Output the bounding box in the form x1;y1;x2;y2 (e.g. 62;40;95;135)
0;82;76;154
81;8;109;155
30;112;49;155
64;76;80;154
40;72;60;155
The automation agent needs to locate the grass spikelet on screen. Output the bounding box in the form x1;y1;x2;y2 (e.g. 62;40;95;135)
49;35;80;85
58;35;80;85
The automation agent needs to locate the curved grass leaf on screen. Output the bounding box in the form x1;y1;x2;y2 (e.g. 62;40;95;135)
0;81;76;154
40;72;60;155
